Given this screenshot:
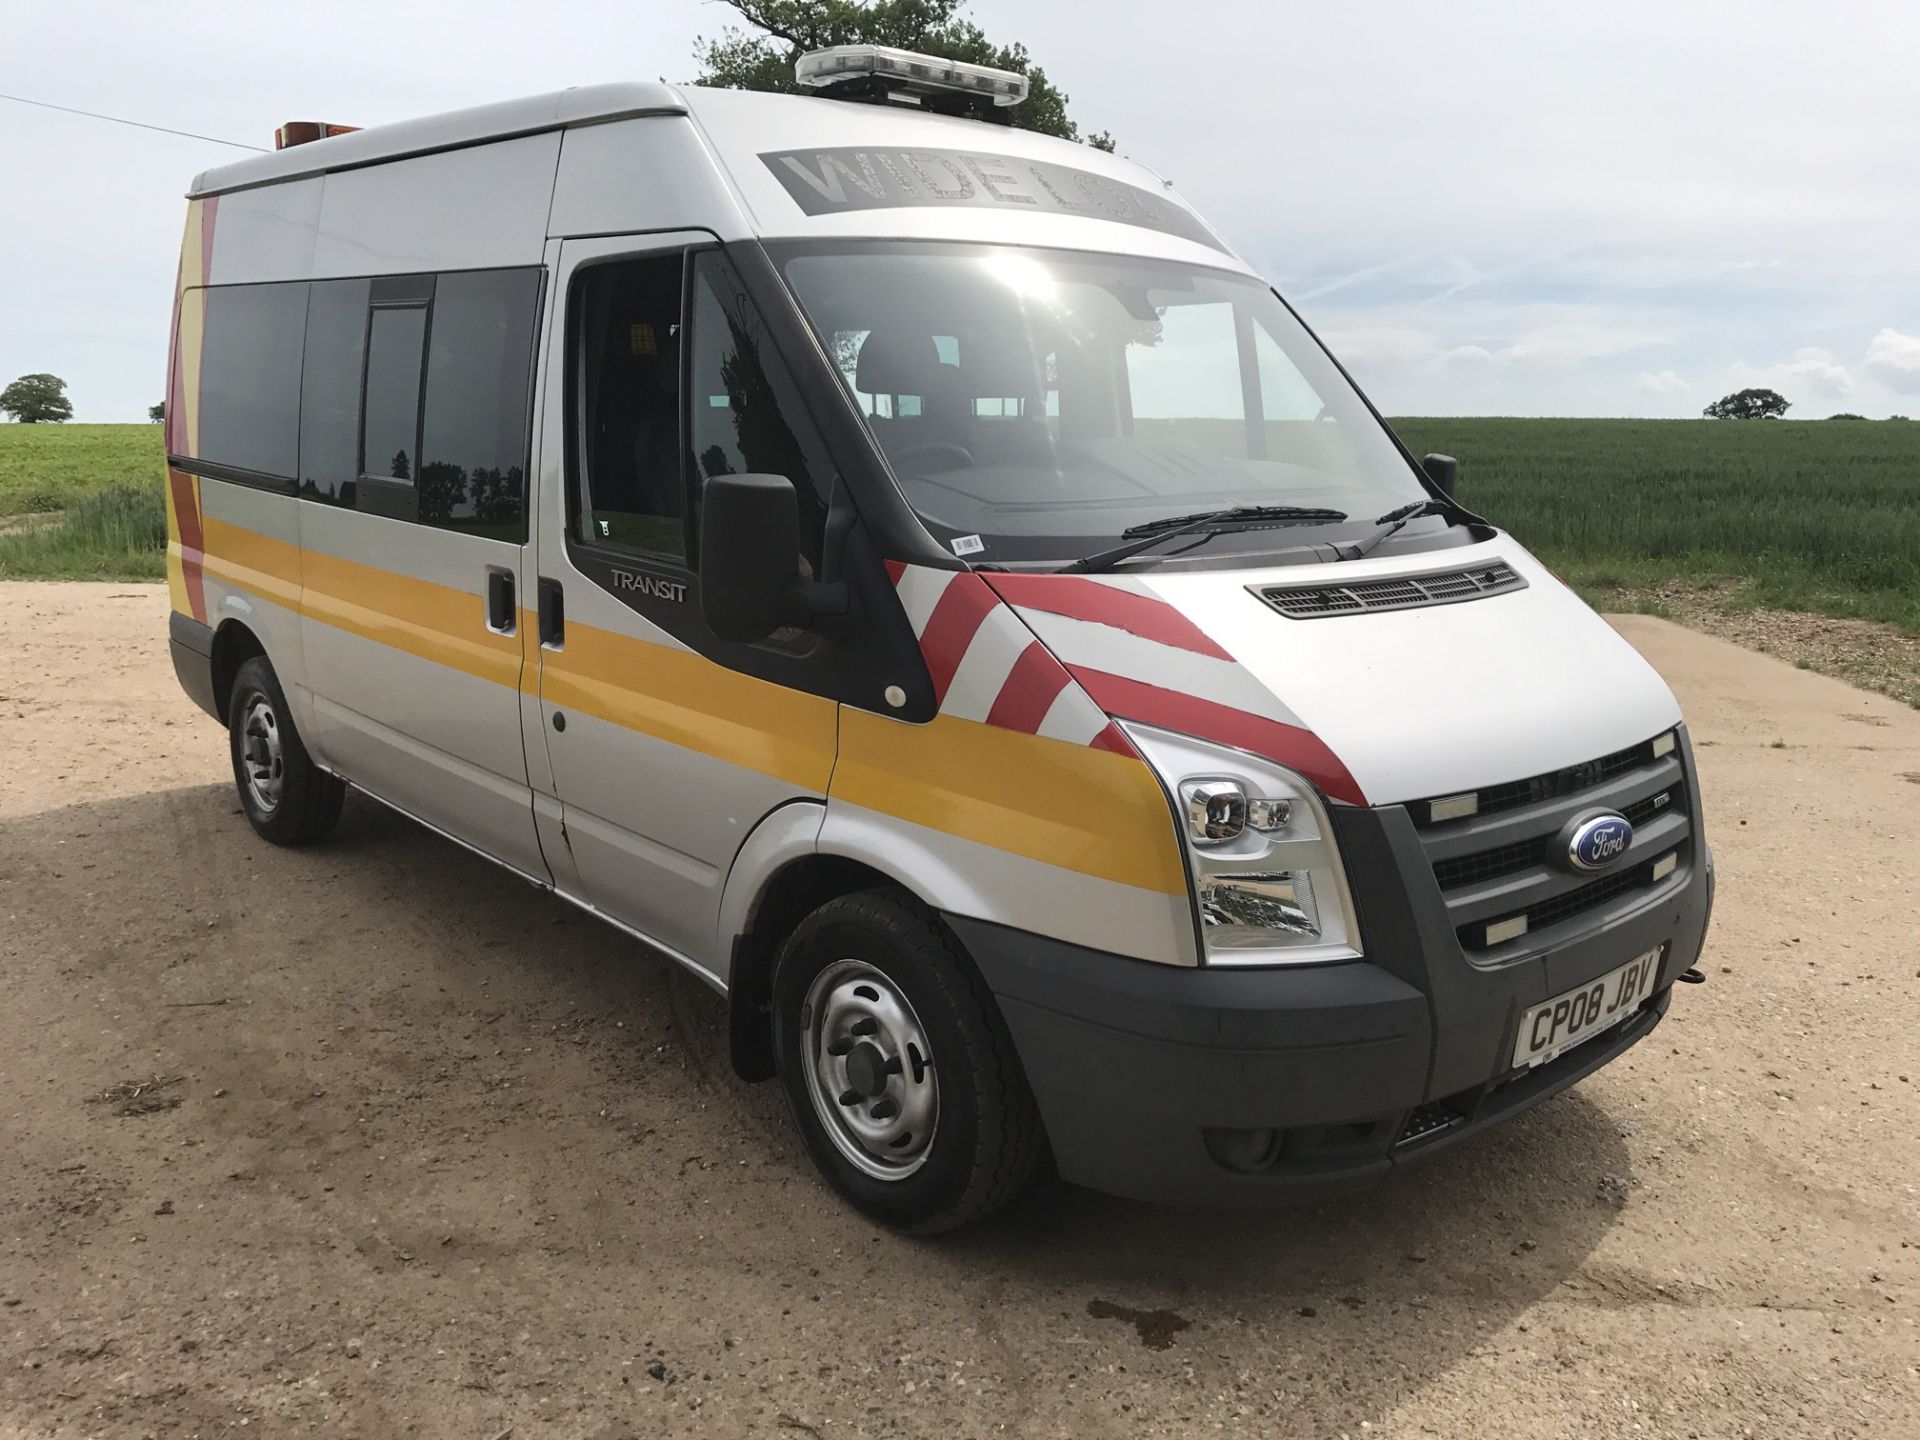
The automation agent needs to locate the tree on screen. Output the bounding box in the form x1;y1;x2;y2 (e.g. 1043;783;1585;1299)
148;401;166;423
1826;412;1866;421
0;373;73;424
693;1;1113;150
1702;387;1789;420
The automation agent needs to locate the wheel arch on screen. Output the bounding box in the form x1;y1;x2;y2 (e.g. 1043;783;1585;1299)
210;618;268;721
722;804;1027;1082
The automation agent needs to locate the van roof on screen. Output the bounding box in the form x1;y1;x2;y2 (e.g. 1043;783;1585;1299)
188;82;687;198
189;82;1239;273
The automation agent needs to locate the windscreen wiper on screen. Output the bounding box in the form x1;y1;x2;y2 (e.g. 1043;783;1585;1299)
1061;504;1348;574
1335;498;1454;562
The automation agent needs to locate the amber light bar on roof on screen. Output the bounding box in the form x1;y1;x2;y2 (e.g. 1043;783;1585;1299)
275;121;361;150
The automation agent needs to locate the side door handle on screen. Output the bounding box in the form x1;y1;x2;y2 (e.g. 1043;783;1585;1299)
485;568;516;633
538;577;565;648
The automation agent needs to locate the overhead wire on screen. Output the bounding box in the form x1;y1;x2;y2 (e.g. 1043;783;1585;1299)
0;91;267;151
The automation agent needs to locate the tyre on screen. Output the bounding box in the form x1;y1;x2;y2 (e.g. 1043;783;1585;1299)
227;654;345;846
771;889;1044;1233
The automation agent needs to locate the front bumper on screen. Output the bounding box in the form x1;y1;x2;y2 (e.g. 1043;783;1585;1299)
951;805;1714;1207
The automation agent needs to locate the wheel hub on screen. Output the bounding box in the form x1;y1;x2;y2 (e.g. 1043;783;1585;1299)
240;693;285;813
800;959;939;1181
843;1040;888;1097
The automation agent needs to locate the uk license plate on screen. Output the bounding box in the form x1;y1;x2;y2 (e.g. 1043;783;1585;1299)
1512;947;1663;1070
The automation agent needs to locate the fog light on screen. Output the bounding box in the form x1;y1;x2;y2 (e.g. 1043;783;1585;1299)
1204;1126;1281;1174
1199;871;1319;941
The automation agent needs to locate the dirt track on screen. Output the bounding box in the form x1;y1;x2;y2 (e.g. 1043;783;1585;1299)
2;582;1916;1439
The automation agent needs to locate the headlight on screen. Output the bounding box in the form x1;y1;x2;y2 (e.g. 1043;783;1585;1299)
1128;724;1363;966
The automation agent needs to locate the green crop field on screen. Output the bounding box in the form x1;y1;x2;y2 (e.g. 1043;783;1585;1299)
1;419;1916;635
0;422;164;517
1389;417;1920;633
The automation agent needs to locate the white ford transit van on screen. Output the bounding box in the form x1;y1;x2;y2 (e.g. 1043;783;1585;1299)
164;47;1711;1231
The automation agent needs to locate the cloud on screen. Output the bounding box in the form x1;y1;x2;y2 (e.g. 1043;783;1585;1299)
1728;347;1853;400
1864;328;1920;393
1635;369;1689;395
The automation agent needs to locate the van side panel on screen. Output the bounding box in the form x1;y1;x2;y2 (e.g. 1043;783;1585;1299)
297;508;546;881
547;117;754;240
310;133;560;278
203;178;322;285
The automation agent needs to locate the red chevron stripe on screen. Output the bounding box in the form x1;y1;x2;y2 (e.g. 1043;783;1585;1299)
884;559;906;585
1088;721;1138;757
918;573;999;704
985;641;1072;733
1067;666;1365;805
984;572;1234;661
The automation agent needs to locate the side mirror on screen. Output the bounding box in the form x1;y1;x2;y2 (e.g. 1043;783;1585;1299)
1421;452;1457;499
700;473;806;643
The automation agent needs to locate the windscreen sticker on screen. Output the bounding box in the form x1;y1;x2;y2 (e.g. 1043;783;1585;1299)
950;533;986;557
759;146;1227;252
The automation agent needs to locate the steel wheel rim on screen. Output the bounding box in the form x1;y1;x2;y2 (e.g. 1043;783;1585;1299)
800;958;938;1181
240;692;285;813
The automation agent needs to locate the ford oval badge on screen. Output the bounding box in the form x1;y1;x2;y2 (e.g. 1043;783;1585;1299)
1566;813;1633;873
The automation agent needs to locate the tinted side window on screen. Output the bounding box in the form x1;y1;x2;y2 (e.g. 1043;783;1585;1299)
419;268;541;536
298;278;370;505
572;254;687;560
686;252;831;569
198;282;306;481
361;304;427;507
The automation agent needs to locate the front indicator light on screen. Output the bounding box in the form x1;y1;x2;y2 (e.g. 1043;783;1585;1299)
1199;871;1320;944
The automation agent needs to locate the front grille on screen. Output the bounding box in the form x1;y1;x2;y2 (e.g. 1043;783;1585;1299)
1452;738;1655;823
1431;784;1679;892
1413;731;1692;955
1253;561;1525;619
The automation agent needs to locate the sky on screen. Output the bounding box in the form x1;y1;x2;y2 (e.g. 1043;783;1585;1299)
3;0;1917;422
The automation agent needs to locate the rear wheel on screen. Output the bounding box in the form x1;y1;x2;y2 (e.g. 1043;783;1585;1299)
227;655;344;846
772;889;1044;1233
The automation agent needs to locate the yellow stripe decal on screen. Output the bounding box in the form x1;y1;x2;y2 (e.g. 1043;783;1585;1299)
541;625;836;792
199;517;832;790
835;707;1187;894
196;517;1166;885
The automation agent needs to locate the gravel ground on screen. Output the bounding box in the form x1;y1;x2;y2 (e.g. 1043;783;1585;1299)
1618;583;1920;710
1;583;1916;1439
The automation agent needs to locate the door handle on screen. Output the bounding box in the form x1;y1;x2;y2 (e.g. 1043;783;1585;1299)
485;568;516;633
538;577;565;648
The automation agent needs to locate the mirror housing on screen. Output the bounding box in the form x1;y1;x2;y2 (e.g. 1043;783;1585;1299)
1421;453;1458;499
699;473;845;643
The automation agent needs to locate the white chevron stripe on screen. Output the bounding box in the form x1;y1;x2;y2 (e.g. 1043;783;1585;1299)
1013;606;1306;729
896;565;957;639
1035;684;1111;745
942;607;1032;723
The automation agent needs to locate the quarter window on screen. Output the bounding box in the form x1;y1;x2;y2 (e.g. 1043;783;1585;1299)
418;268;541;536
298;278;371;505
197;282;306;481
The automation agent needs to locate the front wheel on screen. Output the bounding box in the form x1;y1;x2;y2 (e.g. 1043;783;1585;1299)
771;890;1045;1233
227;655;345;846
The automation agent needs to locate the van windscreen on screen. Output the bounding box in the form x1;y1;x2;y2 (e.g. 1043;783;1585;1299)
777;243;1429;565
